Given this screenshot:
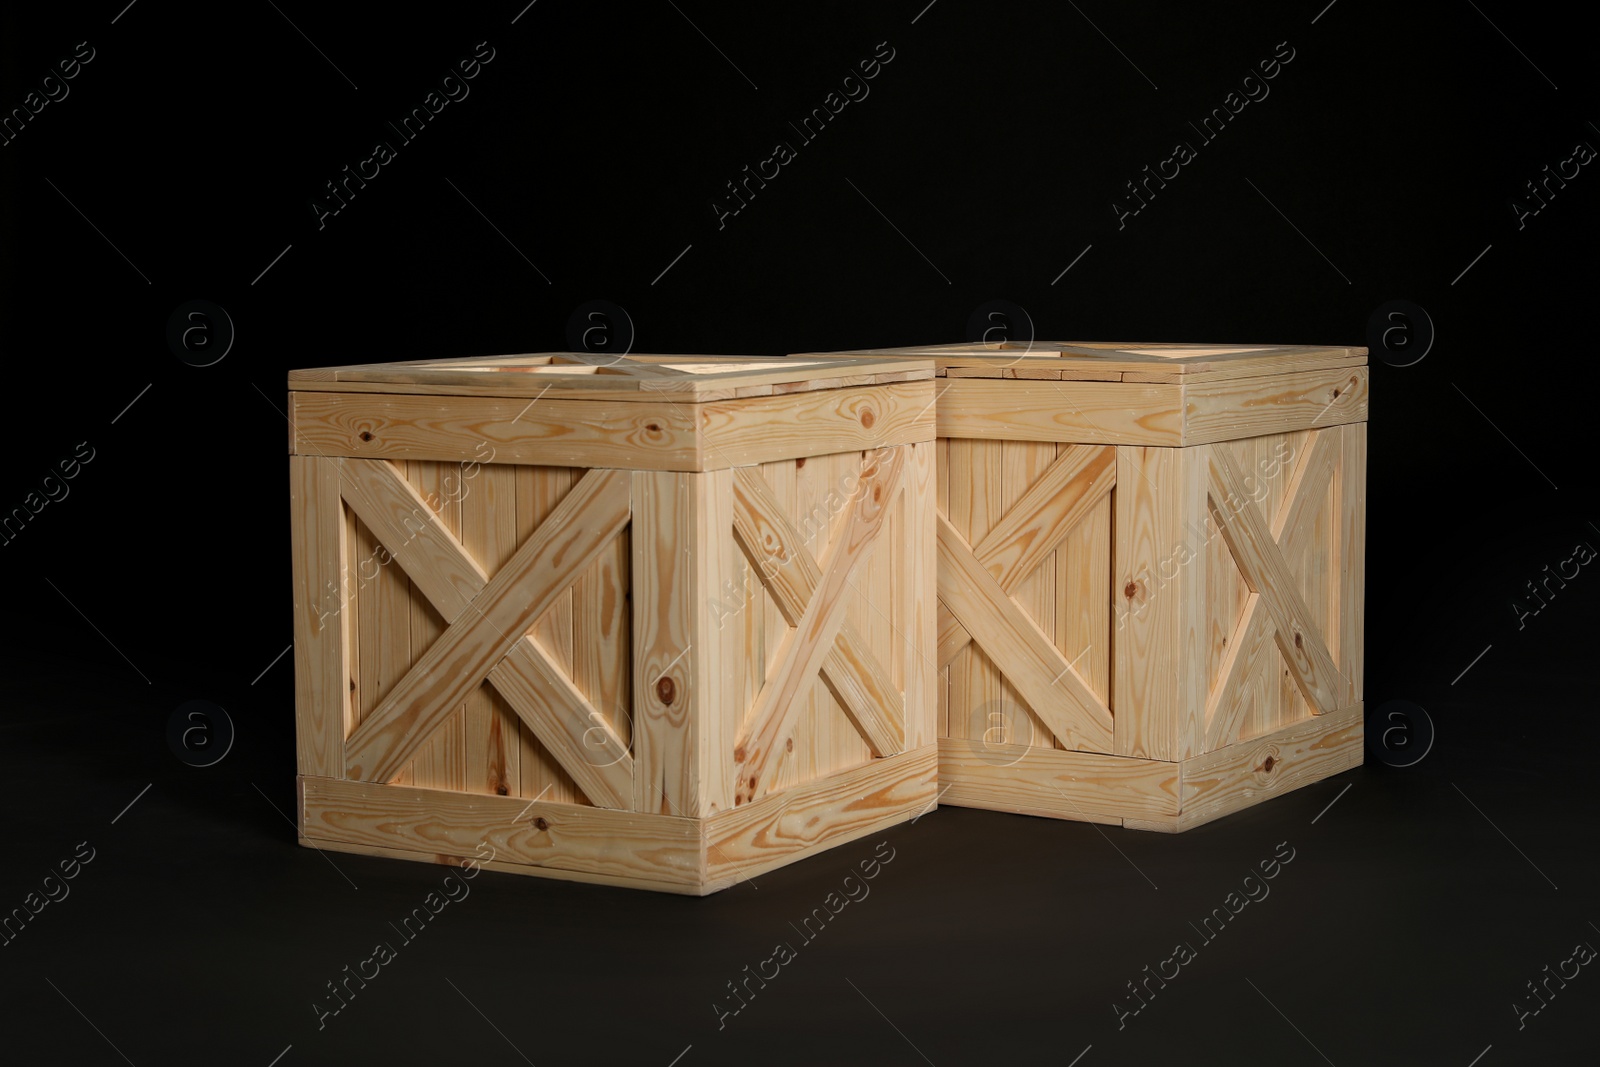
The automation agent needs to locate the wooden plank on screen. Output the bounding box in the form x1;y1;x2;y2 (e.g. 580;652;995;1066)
1113;446;1183;760
735;449;906;802
1206;447;1344;717
902;440;937;750
699;381;935;469
291;391;703;470
1338;423;1366;705
937;516;1114;753
936;739;1178;820
299;777;703;889
290;456;349;777
937;379;1183;445
700;468;741;814
960;439;1004;746
1174;702;1362;831
631;471;732;817
730;466;905;759
702;746;936;891
1183;367;1368;445
345;469;633;783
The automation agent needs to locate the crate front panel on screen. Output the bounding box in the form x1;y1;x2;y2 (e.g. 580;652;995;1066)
935;426;1363;763
938;438;1113;758
329;458;635;805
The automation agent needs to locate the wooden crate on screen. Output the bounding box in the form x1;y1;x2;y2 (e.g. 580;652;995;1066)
288;352;939;893
793;342;1366;831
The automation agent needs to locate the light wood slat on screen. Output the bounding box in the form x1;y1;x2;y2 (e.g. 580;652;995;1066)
938;444;1116;666
937;516;1114;752
937;738;1180;821
290;456;349;777
345;469;632;782
299;776;703;889
901;441;937;751
292;391;702;469
730;466;905;759
1183;367;1368;444
623;468;740;817
1206;447;1343;716
735;449;906;802
487;639;634;810
936;379;1184;445
698;381;935;469
702;747;935;891
1172;702;1363;831
1338;424;1366;704
1112;446;1183;760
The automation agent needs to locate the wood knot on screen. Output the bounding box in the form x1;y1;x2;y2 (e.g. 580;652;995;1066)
1294;632;1303;649
1124;581;1139;599
359;431;374;442
1262;755;1277;773
646;422;661;432
533;816;549;831
872;484;882;503
795;456;806;468
655;676;676;705
786;737;794;753
860;408;876;429
495;784;509;796
1331;388;1341;399
734;744;746;762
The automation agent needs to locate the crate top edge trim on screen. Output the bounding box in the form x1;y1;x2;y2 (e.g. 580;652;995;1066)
791;343;1367;382
287;353;934;401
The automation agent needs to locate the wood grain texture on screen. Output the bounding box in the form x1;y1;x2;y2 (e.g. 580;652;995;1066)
345;468;632;783
699;381;935;469
1337;423;1366;705
292;391;701;469
937;379;1184;445
300;776;704;889
703;746;936;892
628;470;741;818
1113;446;1183;760
290;456;349;777
1182;366;1368;444
901;440;938;751
1167;702;1362;831
937;739;1179;821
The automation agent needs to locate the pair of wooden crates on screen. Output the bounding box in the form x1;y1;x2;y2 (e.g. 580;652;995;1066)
289;343;1366;894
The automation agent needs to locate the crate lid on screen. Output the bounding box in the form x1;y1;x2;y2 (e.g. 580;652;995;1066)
792;342;1366;384
287;352;932;402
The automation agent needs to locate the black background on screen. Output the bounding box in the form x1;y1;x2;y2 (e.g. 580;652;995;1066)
2;1;1597;1064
